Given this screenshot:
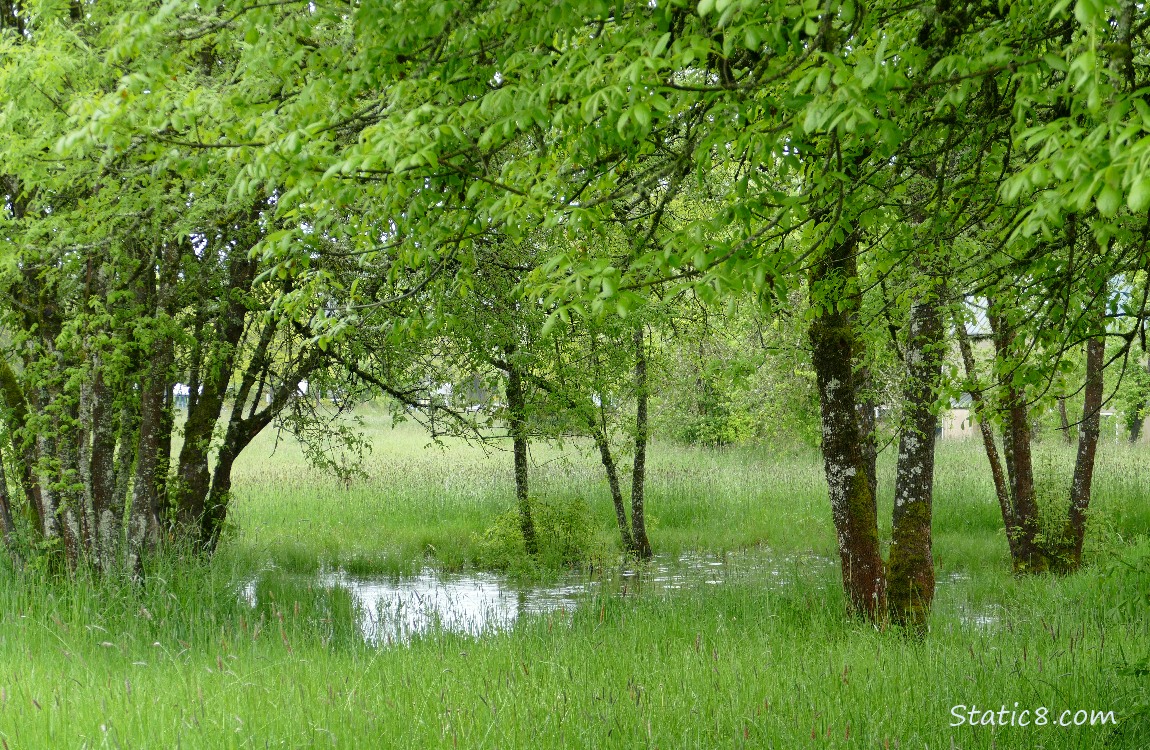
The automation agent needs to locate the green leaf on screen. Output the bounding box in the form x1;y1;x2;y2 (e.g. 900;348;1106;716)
1129;175;1150;213
1096;184;1121;217
1073;0;1102;25
632;102;651;130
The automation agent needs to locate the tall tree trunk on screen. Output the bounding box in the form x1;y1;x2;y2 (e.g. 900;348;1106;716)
112;398;140;517
0;445;21;568
203;378;311;550
1059;331;1105;572
587;332;634;551
989;309;1048;573
0;358;43;534
630;326;652;559
130;343;173;564
87;366;121;572
154;384;174;516
504;355;537;556
173;254;256;536
593;429;635;552
808;235;886;621
954;315;1018;564
204;442;243;550
1058;398;1073;445
1128;355;1148;444
855;367;878;506
53;399;85;569
1129;407;1145;443
888;295;944;631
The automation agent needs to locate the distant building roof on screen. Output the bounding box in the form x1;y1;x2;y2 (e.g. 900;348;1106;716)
952;393;974;409
965;299;992;339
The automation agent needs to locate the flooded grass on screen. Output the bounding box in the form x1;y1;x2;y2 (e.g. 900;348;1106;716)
239;549;835;644
0;415;1147;747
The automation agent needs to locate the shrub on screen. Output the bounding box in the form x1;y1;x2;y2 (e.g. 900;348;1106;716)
472;495;598;571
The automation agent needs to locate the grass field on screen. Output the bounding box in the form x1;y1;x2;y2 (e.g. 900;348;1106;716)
0;410;1147;748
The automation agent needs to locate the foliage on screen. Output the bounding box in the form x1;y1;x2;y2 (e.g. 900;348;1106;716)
472;495;601;572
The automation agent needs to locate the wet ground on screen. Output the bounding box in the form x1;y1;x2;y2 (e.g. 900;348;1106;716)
240;549;834;643
239;550;999;643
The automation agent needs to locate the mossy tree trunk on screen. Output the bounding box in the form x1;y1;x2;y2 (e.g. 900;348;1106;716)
808;234;886;622
1058;329;1105;572
888;294;944;631
630;326;653;560
503;353;538;556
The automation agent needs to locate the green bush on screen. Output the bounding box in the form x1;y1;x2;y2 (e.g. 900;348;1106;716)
472;495;599;571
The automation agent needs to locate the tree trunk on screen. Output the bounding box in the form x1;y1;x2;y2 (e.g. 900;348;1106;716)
855;367;878;506
630;326;652;559
593;429;635;552
1058;398;1073;445
0;445;21;567
53;399;86;570
1128;355;1148;444
173;254;256;536
1059;332;1105;572
808;235;886;621
203;380;305;550
954;316;1019;564
504;356;537;556
0;358;43;534
888;296;943;631
989;309;1047;573
87;366;121;572
130;343;173;564
203;446;239;549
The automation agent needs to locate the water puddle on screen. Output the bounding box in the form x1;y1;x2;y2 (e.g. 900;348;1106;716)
959;603;1003;630
239;550;829;644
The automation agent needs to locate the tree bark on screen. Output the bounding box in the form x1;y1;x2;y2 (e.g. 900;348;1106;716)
504;354;537;556
989;309;1047;573
87;366;121;572
173;253;256;536
808;235;886;621
1058;398;1073;445
954;315;1018;563
0;357;43;534
1130;408;1144;443
1059;332;1105;572
855;367;878;506
202;348;319;550
888;296;943;631
593;429;634;552
630;326;652;559
0;444;21;567
130;343;172;562
1128;355;1148;443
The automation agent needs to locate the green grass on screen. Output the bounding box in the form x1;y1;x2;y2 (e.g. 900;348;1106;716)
226;413;1150;579
0;411;1147;748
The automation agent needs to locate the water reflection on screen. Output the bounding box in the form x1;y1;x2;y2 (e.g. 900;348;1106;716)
240;550;827;644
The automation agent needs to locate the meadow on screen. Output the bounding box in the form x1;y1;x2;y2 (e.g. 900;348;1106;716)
0;410;1147;748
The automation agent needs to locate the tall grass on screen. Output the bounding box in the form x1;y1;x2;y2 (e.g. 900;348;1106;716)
0;413;1146;748
226;414;1150;578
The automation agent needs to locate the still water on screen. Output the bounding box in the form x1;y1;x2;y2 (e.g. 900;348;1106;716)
240;550;828;643
239;550;996;642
